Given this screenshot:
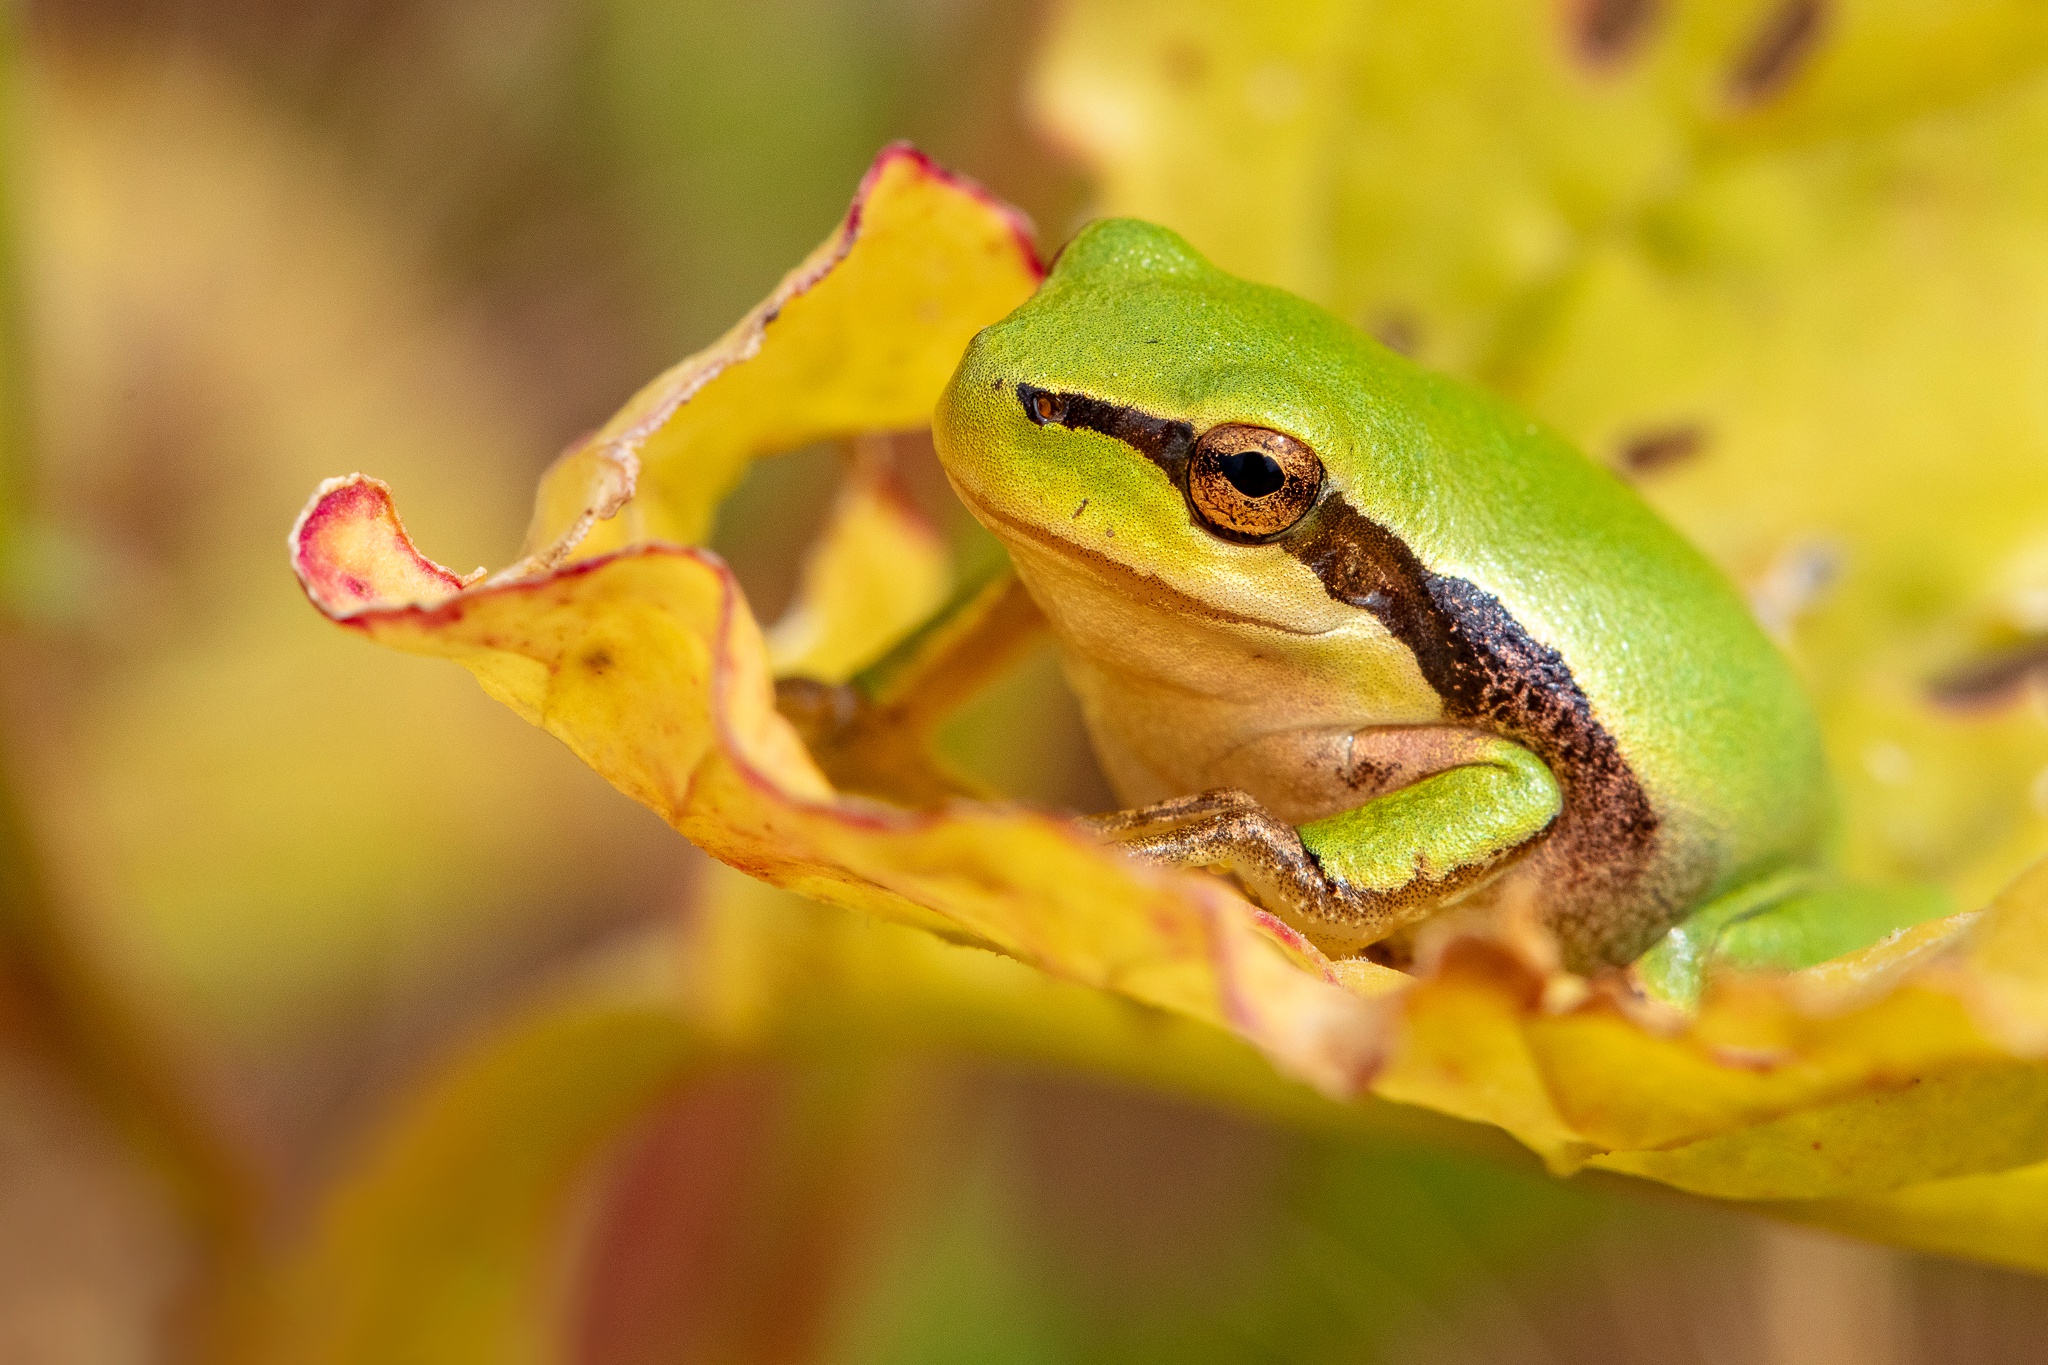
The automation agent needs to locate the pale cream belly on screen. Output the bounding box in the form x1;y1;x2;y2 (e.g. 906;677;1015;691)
1194;723;1534;826
1002;539;1456;815
1057;638;1518;828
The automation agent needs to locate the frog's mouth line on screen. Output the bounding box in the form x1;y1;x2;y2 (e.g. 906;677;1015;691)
952;485;1331;639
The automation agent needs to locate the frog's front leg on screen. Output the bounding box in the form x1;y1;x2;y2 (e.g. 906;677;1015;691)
1085;737;1562;954
776;570;1045;807
1081;789;1335;922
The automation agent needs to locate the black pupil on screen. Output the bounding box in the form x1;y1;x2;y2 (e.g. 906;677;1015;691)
1217;448;1286;498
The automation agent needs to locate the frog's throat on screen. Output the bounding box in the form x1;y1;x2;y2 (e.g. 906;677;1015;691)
1013;381;1672;967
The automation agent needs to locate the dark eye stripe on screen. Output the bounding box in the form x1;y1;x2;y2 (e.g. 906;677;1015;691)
1015;382;1194;475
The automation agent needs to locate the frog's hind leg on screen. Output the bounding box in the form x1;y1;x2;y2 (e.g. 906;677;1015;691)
1633;871;1953;1010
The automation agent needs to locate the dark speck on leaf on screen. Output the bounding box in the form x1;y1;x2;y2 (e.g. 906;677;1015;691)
1369;310;1421;357
1566;0;1661;69
1159;37;1209;88
1616;424;1707;476
582;647;614;676
1728;0;1827;107
1927;639;2048;713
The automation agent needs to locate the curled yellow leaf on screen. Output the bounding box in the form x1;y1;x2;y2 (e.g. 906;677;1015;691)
290;143;2048;1270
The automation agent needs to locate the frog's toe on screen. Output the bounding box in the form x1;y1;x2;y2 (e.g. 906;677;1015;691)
1078;788;1263;839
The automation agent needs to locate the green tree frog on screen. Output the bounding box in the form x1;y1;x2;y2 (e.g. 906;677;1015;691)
927;219;1838;980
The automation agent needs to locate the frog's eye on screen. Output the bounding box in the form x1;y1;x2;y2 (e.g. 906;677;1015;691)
1187;424;1323;540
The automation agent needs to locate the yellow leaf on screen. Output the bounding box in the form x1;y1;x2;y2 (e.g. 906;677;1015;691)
1775;1157;2048;1274
294;486;1391;1095
515;143;1044;572
765;441;951;683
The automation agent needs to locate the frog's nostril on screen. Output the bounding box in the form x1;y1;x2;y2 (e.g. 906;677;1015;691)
1019;383;1066;426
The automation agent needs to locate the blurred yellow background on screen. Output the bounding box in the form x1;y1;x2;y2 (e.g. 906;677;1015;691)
4;2;2048;1362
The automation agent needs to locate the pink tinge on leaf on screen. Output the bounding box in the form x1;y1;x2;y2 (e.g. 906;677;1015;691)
290;474;476;617
509;141;1045;573
848;141;1044;276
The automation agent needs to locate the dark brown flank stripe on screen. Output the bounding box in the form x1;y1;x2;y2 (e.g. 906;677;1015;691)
1016;382;1663;958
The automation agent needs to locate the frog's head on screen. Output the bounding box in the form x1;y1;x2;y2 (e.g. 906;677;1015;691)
935;219;1415;644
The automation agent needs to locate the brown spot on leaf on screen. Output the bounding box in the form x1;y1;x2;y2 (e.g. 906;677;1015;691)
1727;0;1827;107
1369;310;1422;357
1159;38;1209;89
1927;639;2048;713
582;647;614;676
1563;0;1661;69
1615;423;1706;476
